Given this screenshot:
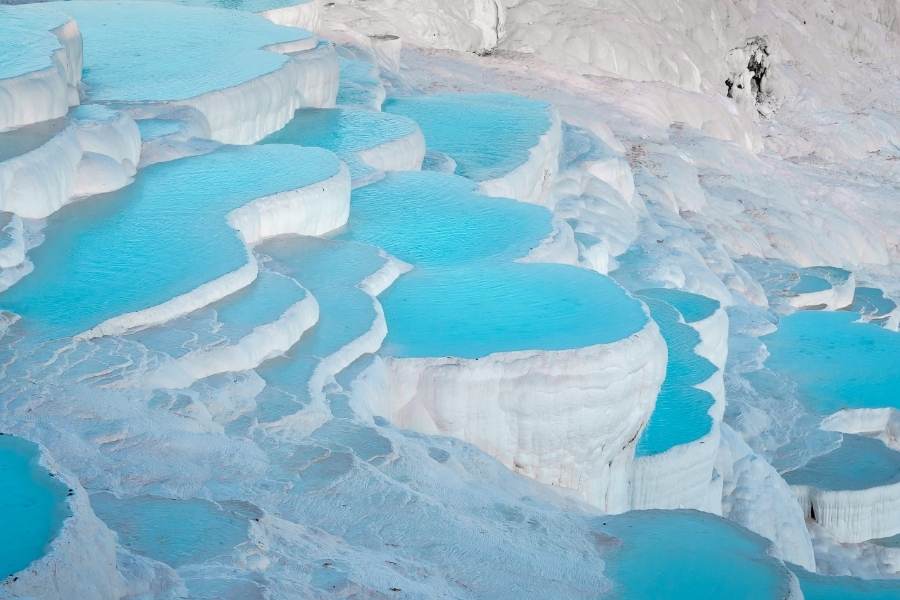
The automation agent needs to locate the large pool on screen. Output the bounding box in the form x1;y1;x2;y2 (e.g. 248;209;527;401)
22;1;311;102
762;311;900;414
598;510;796;600
341;171;552;266
792;568;900;600
0;145;340;340
0;435;70;577
0;6;70;82
382;263;647;359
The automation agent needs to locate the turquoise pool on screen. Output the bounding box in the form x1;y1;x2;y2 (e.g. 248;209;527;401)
635;296;717;456
599;510;795;600
341;171;552;267
762;311;900;414
637;288;720;324
382;263;647;359
261;108;418;180
22;1;311;102
0;145;340;340
255;237;388;421
384;94;552;181
0;6;70;81
0;435;70;578
783;434;900;491
336;57;383;109
793;568;900;600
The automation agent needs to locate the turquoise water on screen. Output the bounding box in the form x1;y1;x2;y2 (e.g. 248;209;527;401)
792;274;830;294
382;263;647;359
809;266;852;284
22;1;311;102
339;169;643;360
783;434;900;491
254;237;387;420
872;532;900;548
336;57;383;109
91;493;253;567
136;118;183;140
261;108;418;180
341;171;551;266
599;510;794;600
791;267;849;295
635;297;717;456
0;116;67;162
0;6;69;81
0;145;340;340
637;288;720;323
213;270;308;341
793;568;900;600
0;435;70;577
384;94;552;181
762;311;900;414
849;287;896;320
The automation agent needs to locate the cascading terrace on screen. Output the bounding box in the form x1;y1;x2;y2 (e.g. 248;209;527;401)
0;1;898;598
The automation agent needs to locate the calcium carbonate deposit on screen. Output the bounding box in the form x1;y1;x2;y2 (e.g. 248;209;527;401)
0;0;898;598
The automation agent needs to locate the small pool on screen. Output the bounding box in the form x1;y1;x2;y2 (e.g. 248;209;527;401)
783;434;900;491
792;568;900;600
848;287;896;321
91;493;254;568
791;274;830;294
211;270;309;342
598;510;795;600
261;108;418;180
22;1;311;103
255;237;388;419
382;263;647;359
341;171;552;267
762;311;900;414
0;117;67;162
0;435;70;578
635;296;717;457
637;288;720;324
0;145;340;340
384;93;552;182
136;118;183;141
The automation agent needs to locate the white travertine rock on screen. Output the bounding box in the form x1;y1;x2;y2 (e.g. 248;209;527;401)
792;481;900;545
367;319;667;512
141;291;320;390
169;42;340;145
258;0;321;32
0;107;141;219
479;108;562;206
628;305;729;514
